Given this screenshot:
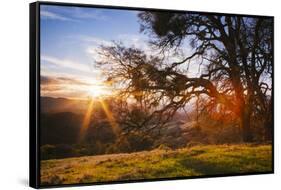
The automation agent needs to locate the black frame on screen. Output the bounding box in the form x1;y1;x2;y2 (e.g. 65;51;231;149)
29;1;274;188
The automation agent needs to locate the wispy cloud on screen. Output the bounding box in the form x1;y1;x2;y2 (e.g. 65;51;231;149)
41;68;100;85
80;36;113;46
41;55;97;74
41;75;92;86
80;34;200;78
40;75;91;98
40;74;111;99
40;55;108;99
41;6;108;22
83;34;155;63
71;7;108;20
40;10;75;21
117;34;149;49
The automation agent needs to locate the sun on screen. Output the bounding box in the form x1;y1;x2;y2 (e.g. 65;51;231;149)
88;85;107;98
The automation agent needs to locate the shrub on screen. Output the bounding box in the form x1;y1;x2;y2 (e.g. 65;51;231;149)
40;144;77;160
40;144;56;160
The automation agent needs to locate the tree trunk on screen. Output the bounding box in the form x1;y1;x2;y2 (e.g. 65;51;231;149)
232;73;253;143
241;106;253;142
263;97;273;141
263;118;272;141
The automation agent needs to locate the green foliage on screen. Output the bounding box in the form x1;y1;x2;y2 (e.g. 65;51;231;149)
40;132;154;160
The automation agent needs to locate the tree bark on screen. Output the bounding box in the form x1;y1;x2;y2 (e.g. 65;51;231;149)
263;97;273;141
241;105;253;142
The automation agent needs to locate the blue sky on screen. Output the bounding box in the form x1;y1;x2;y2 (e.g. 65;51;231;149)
39;5;201;99
40;5;149;99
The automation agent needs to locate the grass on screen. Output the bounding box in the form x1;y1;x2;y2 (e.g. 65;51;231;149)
40;144;272;185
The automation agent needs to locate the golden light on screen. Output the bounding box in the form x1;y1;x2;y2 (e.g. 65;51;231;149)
89;85;107;98
99;99;120;135
77;81;120;142
78;86;119;142
79;98;95;142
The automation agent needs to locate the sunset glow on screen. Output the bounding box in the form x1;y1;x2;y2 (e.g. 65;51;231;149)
88;85;110;98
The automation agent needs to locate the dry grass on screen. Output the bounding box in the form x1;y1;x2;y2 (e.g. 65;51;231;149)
40;144;272;185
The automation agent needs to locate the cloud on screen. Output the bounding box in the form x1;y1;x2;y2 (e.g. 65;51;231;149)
71;7;108;20
41;55;98;75
40;75;111;99
41;75;56;85
41;68;102;86
40;75;92;98
40;10;75;21
80;36;113;46
41;75;92;86
40;6;108;22
117;34;150;50
82;34;201;78
82;34;154;64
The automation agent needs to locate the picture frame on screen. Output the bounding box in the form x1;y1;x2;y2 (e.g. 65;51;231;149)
30;1;274;188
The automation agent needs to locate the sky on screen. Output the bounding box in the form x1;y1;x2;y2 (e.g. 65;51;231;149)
40;4;206;100
40;4;150;99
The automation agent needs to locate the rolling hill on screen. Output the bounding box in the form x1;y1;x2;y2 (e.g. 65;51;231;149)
40;144;272;185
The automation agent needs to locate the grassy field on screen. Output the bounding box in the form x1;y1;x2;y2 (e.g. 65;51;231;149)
40;144;272;185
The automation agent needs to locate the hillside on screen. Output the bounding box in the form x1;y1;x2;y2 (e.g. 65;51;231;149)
40;144;272;185
41;97;90;113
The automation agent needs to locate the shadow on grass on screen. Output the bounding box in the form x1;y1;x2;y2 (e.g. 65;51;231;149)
178;157;236;175
177;149;241;175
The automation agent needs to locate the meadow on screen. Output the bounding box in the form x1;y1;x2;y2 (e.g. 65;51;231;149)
41;144;272;185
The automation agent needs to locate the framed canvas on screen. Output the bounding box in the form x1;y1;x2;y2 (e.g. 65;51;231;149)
29;1;274;188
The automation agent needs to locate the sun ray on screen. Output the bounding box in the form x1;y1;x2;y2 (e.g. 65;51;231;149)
79;98;95;142
99;99;120;135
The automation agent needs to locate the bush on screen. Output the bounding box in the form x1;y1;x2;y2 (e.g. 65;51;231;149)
40;144;56;160
40;144;77;160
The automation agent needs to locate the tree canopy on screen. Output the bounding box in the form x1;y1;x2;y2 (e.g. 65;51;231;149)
96;12;273;142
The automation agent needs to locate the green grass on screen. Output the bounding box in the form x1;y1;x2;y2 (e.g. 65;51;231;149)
40;144;272;185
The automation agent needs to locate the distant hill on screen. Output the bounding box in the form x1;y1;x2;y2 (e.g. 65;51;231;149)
41;97;89;114
40;111;117;146
40;96;118;146
41;112;83;145
39;96;203;158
